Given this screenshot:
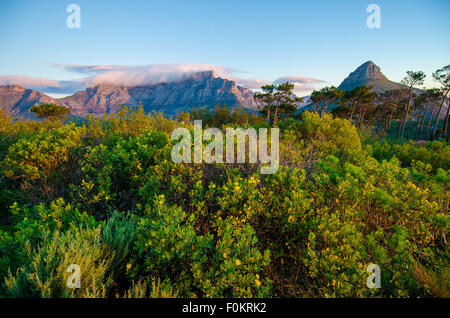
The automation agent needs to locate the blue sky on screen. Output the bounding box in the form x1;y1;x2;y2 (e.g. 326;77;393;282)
0;0;449;97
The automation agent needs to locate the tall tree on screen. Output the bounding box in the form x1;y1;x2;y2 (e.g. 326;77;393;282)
414;88;441;139
310;86;344;117
431;65;450;140
334;85;374;124
398;71;426;138
191;106;212;126
355;89;377;128
376;89;408;136
255;82;303;126
425;89;443;138
273;82;303;126
231;107;250;125
413;93;429;139
211;104;232;127
254;85;276;123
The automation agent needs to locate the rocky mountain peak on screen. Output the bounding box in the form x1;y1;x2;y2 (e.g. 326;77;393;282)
346;61;387;83
338;61;403;93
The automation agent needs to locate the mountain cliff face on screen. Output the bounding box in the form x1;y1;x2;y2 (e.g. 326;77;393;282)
0;71;259;118
59;84;136;116
0;85;57;118
124;71;258;115
338;61;404;93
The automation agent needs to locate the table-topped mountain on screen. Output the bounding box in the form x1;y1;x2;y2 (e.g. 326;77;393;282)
0;71;259;118
338;61;405;93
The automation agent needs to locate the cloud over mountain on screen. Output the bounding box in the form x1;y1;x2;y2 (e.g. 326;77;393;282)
0;75;85;95
0;63;326;95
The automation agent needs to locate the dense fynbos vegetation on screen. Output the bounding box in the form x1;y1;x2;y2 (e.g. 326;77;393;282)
0;106;448;298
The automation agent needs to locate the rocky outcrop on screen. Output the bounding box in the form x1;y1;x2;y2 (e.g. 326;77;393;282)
0;85;57;118
338;61;404;93
125;71;259;115
59;84;137;116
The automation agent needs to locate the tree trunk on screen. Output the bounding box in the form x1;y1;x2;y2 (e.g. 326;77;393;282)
426;104;436;138
319;103;325;117
387;103;397;135
321;103;327;117
383;116;389;135
443;98;450;140
320;101;329;117
397;106;406;138
313;102;320;113
274;104;279;127
349;101;357;123
356;108;362;128
415;109;425;139
359;105;367;128
397;117;404;138
433;89;449;138
418;104;429;139
400;87;413;138
432;103;443;138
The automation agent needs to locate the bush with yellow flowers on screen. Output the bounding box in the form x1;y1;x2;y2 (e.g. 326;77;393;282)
0;108;448;298
132;194;271;298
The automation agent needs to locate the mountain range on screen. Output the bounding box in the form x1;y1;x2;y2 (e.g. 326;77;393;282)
0;61;407;119
0;71;259;119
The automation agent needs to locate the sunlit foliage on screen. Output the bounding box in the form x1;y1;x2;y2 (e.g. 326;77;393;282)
0;107;448;298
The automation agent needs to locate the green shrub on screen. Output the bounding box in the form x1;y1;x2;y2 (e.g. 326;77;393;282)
4;226;112;298
1;123;84;182
102;211;137;288
0;107;448;298
74;130;169;216
286;112;361;156
133;195;271;298
0;199;97;284
368;139;450;172
121;277;178;298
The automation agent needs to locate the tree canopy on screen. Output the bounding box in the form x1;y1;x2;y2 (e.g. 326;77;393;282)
254;82;303;126
30;104;71;121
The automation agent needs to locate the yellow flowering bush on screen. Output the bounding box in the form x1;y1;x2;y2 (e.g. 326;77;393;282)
0;107;448;298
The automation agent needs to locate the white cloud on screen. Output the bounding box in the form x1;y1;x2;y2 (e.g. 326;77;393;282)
0;75;61;89
0;75;85;94
53;63;242;87
273;76;327;92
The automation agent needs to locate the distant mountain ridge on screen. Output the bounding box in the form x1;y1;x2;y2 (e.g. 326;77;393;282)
0;85;57;119
0;62;414;119
338;61;405;93
0;71;259;118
